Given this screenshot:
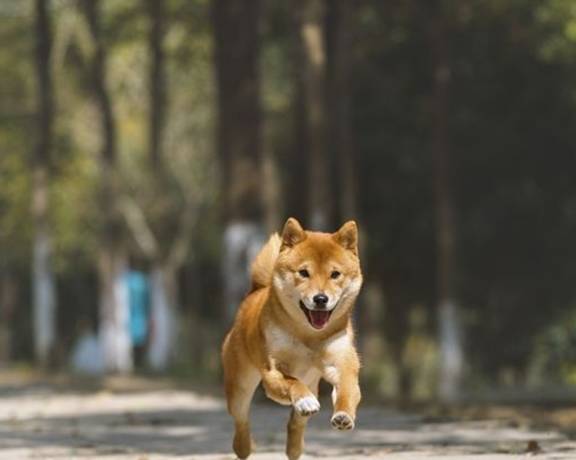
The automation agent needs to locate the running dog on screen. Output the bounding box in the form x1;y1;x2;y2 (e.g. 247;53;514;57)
221;217;363;459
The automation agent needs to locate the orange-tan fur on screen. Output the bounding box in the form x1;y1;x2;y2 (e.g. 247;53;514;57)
222;218;363;460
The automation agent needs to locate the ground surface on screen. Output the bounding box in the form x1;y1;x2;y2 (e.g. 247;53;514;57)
0;374;575;459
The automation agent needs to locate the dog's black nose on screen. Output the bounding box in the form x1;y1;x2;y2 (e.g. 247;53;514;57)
313;293;329;307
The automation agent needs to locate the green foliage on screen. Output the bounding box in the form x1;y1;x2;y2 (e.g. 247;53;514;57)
530;307;576;384
0;152;32;267
3;0;576;390
452;1;576;378
536;0;576;61
351;0;576;386
0;7;34;268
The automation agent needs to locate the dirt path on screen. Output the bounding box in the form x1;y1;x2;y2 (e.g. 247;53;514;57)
0;379;574;459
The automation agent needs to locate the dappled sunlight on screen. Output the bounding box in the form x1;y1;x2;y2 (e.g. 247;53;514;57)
1;384;574;459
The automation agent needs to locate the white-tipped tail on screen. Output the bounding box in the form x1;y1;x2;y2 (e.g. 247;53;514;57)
250;233;281;291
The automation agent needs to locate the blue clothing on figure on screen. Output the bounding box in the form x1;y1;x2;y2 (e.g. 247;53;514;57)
125;270;150;346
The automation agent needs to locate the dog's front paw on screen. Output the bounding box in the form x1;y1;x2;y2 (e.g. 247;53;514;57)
293;395;320;416
331;411;355;431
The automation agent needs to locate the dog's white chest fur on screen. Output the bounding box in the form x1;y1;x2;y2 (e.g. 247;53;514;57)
265;324;352;389
266;325;312;363
265;325;320;386
321;332;351;384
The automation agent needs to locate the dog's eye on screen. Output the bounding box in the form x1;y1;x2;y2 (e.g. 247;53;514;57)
331;271;341;279
298;269;310;278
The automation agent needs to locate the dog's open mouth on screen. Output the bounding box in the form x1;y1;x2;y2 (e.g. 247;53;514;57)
300;301;332;329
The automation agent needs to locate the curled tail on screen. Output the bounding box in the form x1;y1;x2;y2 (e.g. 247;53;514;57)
250;233;282;291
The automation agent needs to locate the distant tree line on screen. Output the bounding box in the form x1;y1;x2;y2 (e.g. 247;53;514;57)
1;0;576;402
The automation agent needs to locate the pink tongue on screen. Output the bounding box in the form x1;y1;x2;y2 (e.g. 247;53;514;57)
309;310;330;329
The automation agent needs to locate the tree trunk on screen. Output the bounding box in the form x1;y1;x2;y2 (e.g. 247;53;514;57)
0;271;17;363
145;0;166;171
98;249;132;373
147;264;177;371
221;222;266;319
32;0;57;367
295;0;331;230
287;12;310;224
327;0;357;222
383;289;413;405
262;139;281;233
32;215;56;366
82;0;131;373
430;0;463;403
213;0;263;221
141;0;180;371
213;0;265;321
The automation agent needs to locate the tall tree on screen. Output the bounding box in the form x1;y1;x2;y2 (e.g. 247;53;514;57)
327;0;357;222
144;0;173;371
32;0;57;367
327;0;386;386
121;0;197;370
295;0;331;230
213;0;265;320
81;0;132;373
430;0;463;402
146;0;166;171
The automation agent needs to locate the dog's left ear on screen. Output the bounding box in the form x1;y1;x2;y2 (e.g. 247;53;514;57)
333;221;358;254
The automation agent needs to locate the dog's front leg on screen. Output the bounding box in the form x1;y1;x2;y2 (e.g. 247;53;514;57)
261;369;320;416
327;359;361;430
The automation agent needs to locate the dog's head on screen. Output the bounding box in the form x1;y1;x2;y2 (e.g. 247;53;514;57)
272;218;363;331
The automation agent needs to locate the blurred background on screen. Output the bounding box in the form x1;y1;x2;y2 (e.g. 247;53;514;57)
2;0;576;406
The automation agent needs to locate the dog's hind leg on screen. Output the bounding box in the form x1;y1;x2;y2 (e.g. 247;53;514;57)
223;338;260;459
226;367;260;459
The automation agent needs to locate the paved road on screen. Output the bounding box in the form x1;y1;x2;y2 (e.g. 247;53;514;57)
0;381;574;459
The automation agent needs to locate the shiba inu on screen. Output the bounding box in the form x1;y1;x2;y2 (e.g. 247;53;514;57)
221;217;363;459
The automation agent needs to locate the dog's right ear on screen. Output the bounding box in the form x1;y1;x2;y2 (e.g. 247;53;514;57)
281;217;306;248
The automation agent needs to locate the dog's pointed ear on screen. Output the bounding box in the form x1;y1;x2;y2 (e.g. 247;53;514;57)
333;220;358;254
281;217;306;248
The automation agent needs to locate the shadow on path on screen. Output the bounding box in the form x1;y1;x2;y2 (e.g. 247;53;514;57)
0;385;571;459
